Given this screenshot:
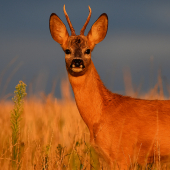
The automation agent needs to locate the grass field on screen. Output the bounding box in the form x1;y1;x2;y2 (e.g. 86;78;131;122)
0;70;169;170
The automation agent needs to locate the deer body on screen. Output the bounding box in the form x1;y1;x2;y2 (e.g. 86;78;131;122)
49;5;170;169
70;62;170;167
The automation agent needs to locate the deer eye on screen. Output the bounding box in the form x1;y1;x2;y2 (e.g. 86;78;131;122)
85;49;90;54
65;49;71;54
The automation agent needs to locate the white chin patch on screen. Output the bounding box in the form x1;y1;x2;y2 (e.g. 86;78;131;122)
72;67;83;72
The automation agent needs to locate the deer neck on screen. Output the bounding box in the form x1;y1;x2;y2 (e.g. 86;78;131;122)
68;61;107;130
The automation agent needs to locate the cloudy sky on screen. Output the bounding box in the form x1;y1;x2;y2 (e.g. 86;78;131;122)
1;1;170;98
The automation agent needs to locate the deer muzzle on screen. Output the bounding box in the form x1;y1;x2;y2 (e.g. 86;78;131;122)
70;59;85;72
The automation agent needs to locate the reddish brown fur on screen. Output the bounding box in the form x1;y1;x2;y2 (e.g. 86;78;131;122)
69;62;170;168
49;6;170;169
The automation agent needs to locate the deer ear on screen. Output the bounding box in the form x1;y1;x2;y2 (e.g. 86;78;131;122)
49;13;69;48
87;13;108;50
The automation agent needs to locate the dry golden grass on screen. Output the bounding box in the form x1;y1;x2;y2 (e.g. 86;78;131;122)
0;71;169;170
0;78;102;170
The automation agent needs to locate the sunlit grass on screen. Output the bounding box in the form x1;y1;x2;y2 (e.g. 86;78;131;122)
0;79;102;170
0;68;169;169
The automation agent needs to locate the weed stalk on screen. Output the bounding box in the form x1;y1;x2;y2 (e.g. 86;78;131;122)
10;81;27;169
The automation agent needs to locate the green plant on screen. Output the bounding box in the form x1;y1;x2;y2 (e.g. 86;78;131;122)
10;81;27;169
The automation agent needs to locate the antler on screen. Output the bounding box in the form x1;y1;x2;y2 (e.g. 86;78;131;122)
63;5;76;36
80;6;92;35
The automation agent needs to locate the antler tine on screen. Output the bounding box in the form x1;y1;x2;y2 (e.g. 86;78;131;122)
80;6;92;35
63;4;76;36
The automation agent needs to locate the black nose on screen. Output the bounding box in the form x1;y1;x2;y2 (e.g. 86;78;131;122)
75;60;80;67
73;59;82;67
70;59;85;69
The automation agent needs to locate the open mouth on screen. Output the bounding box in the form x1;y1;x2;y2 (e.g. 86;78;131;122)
70;59;85;72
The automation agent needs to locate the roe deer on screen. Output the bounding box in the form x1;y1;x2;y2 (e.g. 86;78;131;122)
49;5;170;169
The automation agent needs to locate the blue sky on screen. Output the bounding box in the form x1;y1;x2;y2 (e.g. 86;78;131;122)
1;1;170;98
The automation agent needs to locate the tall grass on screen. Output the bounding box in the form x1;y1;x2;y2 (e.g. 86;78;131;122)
0;69;169;169
0;78;101;170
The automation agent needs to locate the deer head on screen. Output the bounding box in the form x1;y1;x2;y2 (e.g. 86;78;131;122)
49;5;108;77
